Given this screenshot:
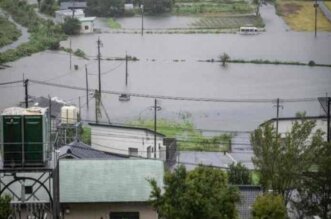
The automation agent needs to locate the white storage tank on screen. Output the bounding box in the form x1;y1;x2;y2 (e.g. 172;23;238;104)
61;106;78;125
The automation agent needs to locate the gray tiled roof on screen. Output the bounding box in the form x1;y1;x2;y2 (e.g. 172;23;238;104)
60;2;87;10
60;159;164;203
59;141;130;159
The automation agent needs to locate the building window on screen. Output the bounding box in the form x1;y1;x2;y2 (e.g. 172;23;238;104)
110;212;139;219
128;148;138;156
84;25;89;30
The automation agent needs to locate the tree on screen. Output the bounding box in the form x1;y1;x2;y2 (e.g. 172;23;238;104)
149;165;240;219
143;0;172;14
86;0;125;17
219;53;230;67
0;195;12;218
228;162;251;185
62;17;81;35
291;142;331;219
251;118;324;204
251;194;287;219
40;0;58;16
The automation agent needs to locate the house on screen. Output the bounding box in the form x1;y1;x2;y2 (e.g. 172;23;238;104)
60;159;164;219
55;9;85;23
261;116;328;140
58;140;131;160
79;16;96;33
60;1;87;10
89;123;167;160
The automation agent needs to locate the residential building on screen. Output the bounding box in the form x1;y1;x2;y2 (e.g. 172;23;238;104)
60;159;164;219
59;140;131;160
60;1;87;10
261;116;328;140
89;123;167;160
55;9;85;23
79;16;96;33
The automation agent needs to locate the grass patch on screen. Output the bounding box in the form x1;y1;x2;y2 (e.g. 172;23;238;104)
108;18;121;29
81;126;91;145
0;0;66;64
0;16;22;47
276;0;331;31
325;1;331;11
192;15;264;29
128;119;232;152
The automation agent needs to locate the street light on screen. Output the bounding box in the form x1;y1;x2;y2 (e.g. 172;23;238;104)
314;0;319;37
141;4;144;36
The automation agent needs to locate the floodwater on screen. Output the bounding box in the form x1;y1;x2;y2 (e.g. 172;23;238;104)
0;4;331;132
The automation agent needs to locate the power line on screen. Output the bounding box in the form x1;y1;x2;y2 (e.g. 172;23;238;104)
28;79;318;103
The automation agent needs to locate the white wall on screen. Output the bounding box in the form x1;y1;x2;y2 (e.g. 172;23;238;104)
80;21;94;33
91;126;166;160
272;118;327;140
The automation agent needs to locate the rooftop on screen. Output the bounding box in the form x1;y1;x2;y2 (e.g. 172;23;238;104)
59;140;131;159
60;159;164;203
89;123;166;137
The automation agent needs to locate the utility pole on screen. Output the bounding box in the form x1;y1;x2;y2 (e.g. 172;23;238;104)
328;97;330;142
96;38;102;123
274;98;283;137
141;4;144;36
125;52;128;86
152;99;161;159
314;0;318;38
69;38;72;70
85;64;89;108
24;79;29;108
97;37;102;97
154;99;157;158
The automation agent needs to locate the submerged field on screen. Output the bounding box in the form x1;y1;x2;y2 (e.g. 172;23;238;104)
276;0;331;31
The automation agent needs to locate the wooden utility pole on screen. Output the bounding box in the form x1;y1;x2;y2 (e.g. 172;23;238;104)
97;38;102;97
154;99;157;158
314;0;318;38
24;79;29;108
69;38;72;70
125;52;128;86
85;64;89;108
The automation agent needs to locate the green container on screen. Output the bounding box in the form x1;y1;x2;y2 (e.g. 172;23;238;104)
3;116;23;167
24;115;43;165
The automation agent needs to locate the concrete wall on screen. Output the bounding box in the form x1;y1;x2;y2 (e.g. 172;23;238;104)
80;21;94;33
61;203;158;219
91;126;165;160
273;118;327;140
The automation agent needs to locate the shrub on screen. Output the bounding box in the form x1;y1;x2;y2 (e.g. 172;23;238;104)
251;194;287;219
308;60;316;66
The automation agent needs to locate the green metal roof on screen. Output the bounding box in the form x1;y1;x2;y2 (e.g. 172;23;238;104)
60;159;164;203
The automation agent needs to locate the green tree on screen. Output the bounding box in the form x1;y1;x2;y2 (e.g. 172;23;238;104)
292;142;331;219
62;17;81;35
219;53;230;67
251;118;324;204
228;162;251;185
251;194;287;219
40;0;58;16
143;0;172;14
0;195;12;218
149;165;240;219
86;0;125;16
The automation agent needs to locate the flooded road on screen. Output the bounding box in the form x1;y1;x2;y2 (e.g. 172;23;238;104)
0;4;330;131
